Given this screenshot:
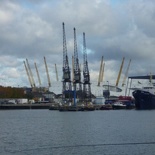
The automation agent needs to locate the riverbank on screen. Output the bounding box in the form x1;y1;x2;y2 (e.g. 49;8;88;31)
0;103;135;110
0;103;53;110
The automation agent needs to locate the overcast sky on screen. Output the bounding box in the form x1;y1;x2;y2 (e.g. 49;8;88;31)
0;0;155;93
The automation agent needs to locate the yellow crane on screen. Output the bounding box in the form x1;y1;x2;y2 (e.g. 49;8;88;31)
44;56;51;88
23;61;33;88
55;64;59;81
26;58;36;87
100;62;105;83
122;59;131;87
116;57;125;87
34;62;41;87
97;56;104;86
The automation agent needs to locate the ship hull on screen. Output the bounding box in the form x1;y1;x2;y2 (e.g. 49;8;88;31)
132;90;155;110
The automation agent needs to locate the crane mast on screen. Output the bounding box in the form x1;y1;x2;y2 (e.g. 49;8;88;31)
62;22;72;100
122;59;131;86
83;32;91;102
100;62;105;83
23;61;33;88
44;56;51;88
34;62;41;87
97;56;104;86
72;55;74;82
26;58;36;87
73;28;82;98
116;57;125;87
55;64;59;81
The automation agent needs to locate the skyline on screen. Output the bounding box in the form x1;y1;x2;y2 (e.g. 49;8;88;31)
0;0;155;91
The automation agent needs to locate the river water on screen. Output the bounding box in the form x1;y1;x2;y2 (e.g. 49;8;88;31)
0;109;155;155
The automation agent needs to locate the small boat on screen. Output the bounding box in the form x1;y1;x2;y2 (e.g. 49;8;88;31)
112;101;126;110
82;106;95;111
100;104;113;110
59;105;79;111
118;96;135;109
49;105;59;110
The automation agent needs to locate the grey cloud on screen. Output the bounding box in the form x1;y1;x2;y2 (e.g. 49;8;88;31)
0;0;155;88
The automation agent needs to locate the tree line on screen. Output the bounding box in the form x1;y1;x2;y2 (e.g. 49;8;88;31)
0;86;31;99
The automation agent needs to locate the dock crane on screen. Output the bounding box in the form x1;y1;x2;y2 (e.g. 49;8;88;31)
97;56;104;86
44;56;51;88
23;61;33;88
122;59;131;87
62;22;72;100
72;55;74;82
83;32;91;102
26;58;36;87
116;57;125;87
55;64;59;81
34;62;41;87
73;28;82;99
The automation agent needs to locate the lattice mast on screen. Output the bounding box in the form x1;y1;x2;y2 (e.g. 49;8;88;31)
73;28;82;94
83;32;91;102
62;22;72;97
